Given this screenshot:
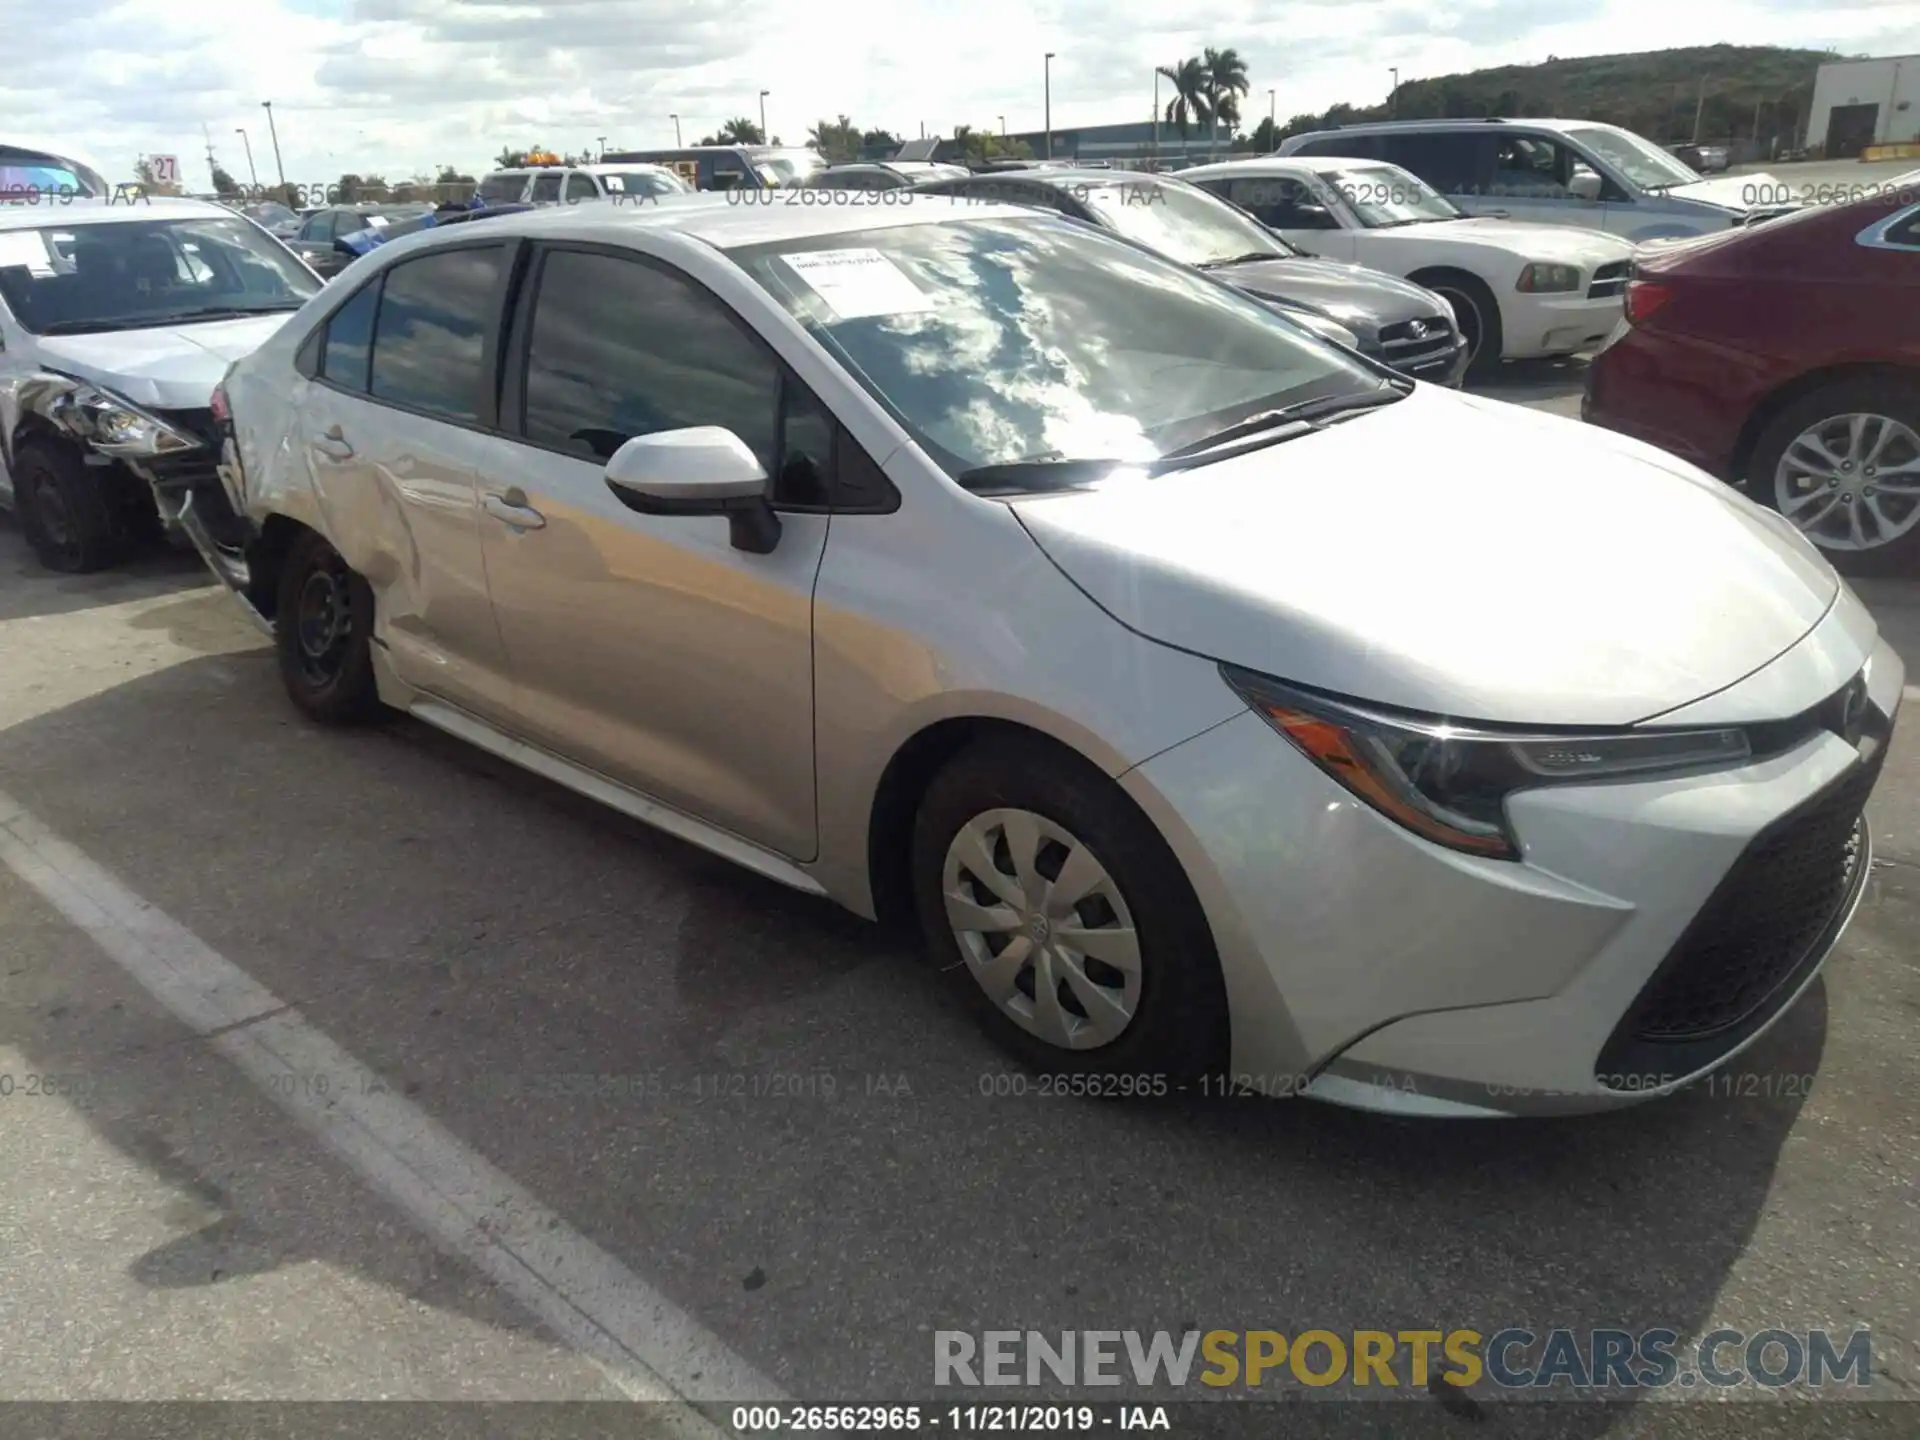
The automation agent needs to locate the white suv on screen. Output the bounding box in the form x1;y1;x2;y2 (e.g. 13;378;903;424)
476;163;690;208
1276;119;1798;242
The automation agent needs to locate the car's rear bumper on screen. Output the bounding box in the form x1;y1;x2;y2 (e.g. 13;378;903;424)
1122;631;1901;1117
1504;291;1626;360
1582;324;1762;479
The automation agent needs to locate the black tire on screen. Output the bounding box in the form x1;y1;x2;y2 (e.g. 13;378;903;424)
1416;269;1504;382
13;439;135;573
273;527;384;724
1748;376;1920;578
911;736;1229;1084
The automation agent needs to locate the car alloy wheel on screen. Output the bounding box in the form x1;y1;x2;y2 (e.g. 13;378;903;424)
293;554;357;686
1430;286;1484;367
1773;412;1920;552
940;807;1142;1050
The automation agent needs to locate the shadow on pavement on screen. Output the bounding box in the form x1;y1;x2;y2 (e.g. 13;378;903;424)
0;651;1835;1428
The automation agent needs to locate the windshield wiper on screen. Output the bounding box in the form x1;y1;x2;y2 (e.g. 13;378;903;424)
160;303;308;321
1199;251;1289;268
32;317;148;335
1158;386;1406;461
953;455;1135;494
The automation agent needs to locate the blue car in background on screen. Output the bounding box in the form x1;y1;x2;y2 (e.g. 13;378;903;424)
330;200;535;266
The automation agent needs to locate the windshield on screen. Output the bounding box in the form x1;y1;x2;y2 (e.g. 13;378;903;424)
243;202;297;227
600;170;688;196
1563;126;1700;190
1075;179;1293;267
0;216;322;335
753;151;828;186
729;215;1386;483
1319;166;1463;227
479;173;528;202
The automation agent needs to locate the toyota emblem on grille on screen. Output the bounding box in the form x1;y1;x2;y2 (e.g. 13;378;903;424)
1408;320;1428;339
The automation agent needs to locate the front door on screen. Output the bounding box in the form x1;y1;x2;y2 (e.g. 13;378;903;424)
474;243;829;859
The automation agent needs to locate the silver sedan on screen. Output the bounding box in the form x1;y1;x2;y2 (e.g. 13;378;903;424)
199;193;1902;1116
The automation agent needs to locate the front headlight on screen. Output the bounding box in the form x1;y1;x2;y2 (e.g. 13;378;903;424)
1515;261;1583;293
50;382;202;459
1222;667;1751;861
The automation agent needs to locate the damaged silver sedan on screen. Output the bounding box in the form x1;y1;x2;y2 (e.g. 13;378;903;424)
0;196;321;571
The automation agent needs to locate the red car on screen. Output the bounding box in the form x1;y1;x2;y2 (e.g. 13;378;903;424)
1583;178;1920;573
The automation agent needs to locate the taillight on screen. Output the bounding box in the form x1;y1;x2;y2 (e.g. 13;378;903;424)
1625;280;1672;326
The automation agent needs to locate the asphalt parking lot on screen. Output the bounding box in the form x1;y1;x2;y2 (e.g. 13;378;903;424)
0;371;1915;1438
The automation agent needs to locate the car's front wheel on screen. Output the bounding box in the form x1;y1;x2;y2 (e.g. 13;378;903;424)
1414;269;1504;381
12;439;140;573
911;736;1228;1084
1750;376;1920;575
274;528;384;724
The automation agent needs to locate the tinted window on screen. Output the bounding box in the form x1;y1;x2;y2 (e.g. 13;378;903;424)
300;212;333;242
368;245;505;423
1293;134;1372;158
1886;210;1920;249
530;173;563;203
521;248;779;472
479;172;528;203
335;212;369;236
1217;176;1335;229
1375;133;1490;193
319;281;381;392
564;173;599;202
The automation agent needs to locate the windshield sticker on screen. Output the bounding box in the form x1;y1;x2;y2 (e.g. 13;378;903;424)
365;214;391;230
781;247;934;321
0;231;55;275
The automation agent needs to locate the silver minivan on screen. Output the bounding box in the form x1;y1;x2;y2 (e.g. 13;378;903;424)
1278;119;1799;242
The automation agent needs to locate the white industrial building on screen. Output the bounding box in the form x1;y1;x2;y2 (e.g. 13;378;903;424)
1807;54;1920;157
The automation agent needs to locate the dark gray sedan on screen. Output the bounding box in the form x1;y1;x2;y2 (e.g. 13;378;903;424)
911;168;1468;384
284;203;433;279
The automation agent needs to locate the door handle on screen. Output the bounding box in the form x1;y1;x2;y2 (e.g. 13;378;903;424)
310;425;354;461
484;490;546;530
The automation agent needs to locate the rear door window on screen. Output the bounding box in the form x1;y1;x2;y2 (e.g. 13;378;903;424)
318;280;381;392
564;172;600;203
367;245;507;423
529;173;563;203
1375;132;1491;194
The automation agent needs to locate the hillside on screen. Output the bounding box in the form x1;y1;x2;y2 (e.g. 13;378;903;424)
1270;45;1843;151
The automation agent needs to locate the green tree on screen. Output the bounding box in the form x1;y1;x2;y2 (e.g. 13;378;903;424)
494;148;530;168
1243;116;1280;152
210;163;240;197
701;118;765;145
1157;56;1212;140
1204;46;1251;159
808;116;863;162
860;128;902;156
437;167;476;183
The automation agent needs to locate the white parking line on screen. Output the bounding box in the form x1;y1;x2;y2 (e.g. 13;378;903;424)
0;788;782;1425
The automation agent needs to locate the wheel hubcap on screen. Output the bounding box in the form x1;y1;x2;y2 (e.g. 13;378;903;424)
1774;411;1920;552
294;563;353;684
940;808;1142;1050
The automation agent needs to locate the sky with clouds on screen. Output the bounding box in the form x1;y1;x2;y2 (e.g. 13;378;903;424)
8;0;1918;190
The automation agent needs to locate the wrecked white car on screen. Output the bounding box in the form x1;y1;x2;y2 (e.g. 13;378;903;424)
0;196;321;571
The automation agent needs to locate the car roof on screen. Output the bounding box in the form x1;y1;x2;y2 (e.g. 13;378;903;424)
0;195;234;232
955;166;1174;187
1180;156;1338;176
1293;117;1618;138
361;191;1046;254
579;161;675;174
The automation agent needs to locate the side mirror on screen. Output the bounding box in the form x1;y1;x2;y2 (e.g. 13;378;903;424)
603;427;782;554
1569;171;1603;203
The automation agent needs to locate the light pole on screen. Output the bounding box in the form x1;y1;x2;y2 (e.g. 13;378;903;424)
670;113;682;146
759;90;769;143
1268;88;1275;143
1044;52;1055;159
260;101;287;198
597;135;606;160
1389;67;1399;117
999;115;1006;138
234;127;258;188
1152;67;1160;164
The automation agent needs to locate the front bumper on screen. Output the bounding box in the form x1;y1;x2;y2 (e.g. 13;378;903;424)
1503;290;1626;360
1122;631;1902;1117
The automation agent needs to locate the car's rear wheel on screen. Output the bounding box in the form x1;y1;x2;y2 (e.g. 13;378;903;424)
1415;270;1503;381
911;736;1228;1083
13;439;135;573
274;528;383;724
1750;376;1920;575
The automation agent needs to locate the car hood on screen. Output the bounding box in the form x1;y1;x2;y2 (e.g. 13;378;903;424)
1009;386;1837;726
1665;171;1784;214
1211;256;1444;330
1403;216;1632;263
32;314;294;410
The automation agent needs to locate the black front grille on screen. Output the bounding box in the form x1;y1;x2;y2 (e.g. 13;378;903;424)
1376;314;1460;377
1587;261;1631;299
1597;746;1885;1085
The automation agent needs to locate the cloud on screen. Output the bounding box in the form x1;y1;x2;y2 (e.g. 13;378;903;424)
6;0;1916;189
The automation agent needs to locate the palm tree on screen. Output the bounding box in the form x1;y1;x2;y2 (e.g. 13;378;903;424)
716;117;765;145
1204;46;1251;160
1156;57;1212;146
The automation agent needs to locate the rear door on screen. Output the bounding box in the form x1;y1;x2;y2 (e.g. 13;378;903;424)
1373;131;1497;215
292;241;520;719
